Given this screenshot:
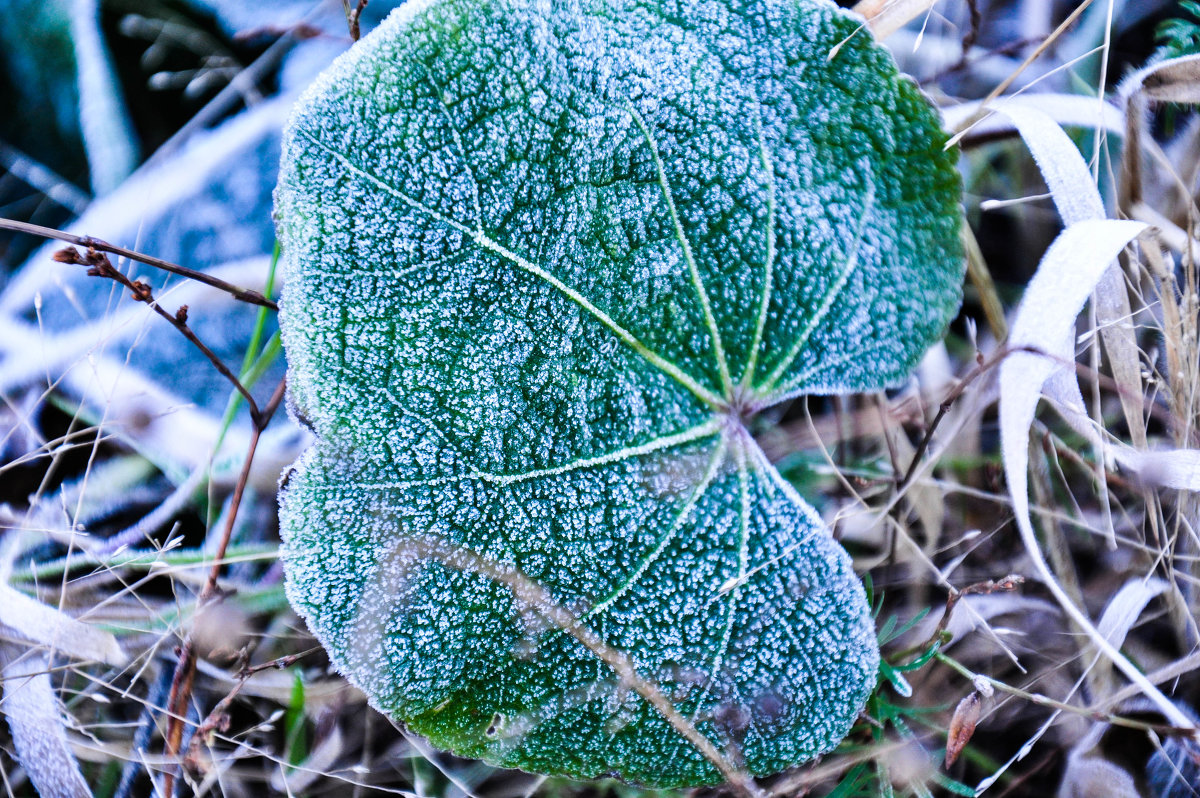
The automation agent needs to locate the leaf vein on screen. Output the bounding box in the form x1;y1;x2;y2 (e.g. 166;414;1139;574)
628;106;733;399
763;339;891;406
755;182;876;396
691;437;750;722
298;130;725;410
300;418;723;493
579;434;728;624
739;107;777;390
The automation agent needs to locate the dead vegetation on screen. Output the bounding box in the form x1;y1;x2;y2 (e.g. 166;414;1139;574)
1;1;1199;796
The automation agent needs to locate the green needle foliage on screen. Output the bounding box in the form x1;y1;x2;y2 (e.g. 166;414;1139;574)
1156;0;1200;60
275;0;963;786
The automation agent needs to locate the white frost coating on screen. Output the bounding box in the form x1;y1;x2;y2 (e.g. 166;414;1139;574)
1000;218;1193;731
0;649;91;798
0;585;127;666
276;0;961;786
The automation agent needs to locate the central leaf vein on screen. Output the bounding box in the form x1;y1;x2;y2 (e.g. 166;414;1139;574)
298;130;725;410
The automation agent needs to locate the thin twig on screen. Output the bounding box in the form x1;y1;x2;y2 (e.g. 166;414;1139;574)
897;346;1022;490
925;35;1045;85
895;342;1078;495
0;217;277;309
945;0;1097;148
52;246;263;421
937;653;1197;737
961;0;981;59
343;0;369;41
916;575;1025;655
184;646;322;769
162;377;287;796
400;535;764;798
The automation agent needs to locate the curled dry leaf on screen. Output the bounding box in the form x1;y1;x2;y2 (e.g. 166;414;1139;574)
1121;53;1200;105
999;217;1192;730
992;100;1200;491
994;102;1146;454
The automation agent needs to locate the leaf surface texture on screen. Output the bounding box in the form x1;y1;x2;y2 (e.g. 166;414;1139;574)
276;0;963;784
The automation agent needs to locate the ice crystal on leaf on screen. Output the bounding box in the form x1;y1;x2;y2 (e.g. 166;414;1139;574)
275;0;963;786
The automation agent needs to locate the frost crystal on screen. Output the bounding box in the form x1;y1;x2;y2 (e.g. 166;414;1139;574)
275;0;963;786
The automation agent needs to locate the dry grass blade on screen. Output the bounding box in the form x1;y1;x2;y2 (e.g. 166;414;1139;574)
999;217;1193;731
944;0;1098;148
0;649;92;798
1090;577;1168;697
851;0;941;41
0;583;126;666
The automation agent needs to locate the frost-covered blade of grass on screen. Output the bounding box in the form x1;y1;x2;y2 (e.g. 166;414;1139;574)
999;217;1193;731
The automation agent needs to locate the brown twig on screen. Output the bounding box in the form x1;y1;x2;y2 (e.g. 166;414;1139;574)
343;0;369;41
937;652;1199;738
897;346;1021;491
237;647;322;680
162;377;287;796
924;35;1046;85
896;342;1076;494
183;646;322;771
961;0;981;59
0;217;277;310
399;535;764;798
53;246;265;423
921;575;1025;654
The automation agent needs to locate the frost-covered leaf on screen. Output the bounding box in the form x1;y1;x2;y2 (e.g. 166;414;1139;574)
275;0;963;786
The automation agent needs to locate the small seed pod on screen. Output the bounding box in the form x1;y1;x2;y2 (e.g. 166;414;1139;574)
945;691;983;767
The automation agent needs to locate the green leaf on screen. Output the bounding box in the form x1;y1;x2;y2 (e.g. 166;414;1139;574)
275;0;963;787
